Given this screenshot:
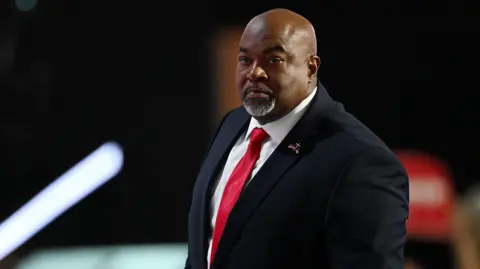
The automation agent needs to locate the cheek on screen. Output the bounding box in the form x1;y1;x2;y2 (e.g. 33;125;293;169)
235;66;244;80
276;72;299;91
275;73;308;100
235;72;247;88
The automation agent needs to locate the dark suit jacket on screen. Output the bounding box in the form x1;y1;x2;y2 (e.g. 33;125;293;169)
185;83;409;269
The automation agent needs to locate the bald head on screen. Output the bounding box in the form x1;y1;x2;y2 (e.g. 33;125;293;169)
236;9;320;124
245;8;317;56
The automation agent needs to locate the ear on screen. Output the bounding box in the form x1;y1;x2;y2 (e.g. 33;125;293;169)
307;56;321;82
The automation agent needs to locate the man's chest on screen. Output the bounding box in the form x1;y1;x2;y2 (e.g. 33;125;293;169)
209;137;279;227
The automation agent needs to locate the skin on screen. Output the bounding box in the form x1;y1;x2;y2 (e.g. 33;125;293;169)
236;8;321;124
451;201;480;269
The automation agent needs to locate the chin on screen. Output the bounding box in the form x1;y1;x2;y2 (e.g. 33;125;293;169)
243;100;276;117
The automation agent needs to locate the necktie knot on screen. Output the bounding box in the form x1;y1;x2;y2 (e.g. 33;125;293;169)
250;128;269;146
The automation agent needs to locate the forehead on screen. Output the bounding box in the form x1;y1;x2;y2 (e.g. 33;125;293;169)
239;22;298;53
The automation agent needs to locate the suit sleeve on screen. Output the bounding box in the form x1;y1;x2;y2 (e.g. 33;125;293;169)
325;147;409;269
184;109;234;269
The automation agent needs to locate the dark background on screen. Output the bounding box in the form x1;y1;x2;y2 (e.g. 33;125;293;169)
0;0;478;261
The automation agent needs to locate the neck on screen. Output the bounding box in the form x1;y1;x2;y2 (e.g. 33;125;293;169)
253;84;317;125
254;115;275;125
308;80;317;94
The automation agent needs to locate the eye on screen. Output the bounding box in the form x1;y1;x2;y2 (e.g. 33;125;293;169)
238;56;251;64
269;57;283;64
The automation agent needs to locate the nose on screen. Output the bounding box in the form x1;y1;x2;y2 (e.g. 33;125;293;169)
246;65;268;82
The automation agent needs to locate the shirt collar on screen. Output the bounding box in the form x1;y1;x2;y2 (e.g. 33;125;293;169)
245;87;317;145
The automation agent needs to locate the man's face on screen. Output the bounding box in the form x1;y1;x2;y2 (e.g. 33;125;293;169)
235;21;311;121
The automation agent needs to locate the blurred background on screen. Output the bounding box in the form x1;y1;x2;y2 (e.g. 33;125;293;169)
1;0;479;268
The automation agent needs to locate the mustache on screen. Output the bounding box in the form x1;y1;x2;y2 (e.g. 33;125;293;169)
243;85;273;97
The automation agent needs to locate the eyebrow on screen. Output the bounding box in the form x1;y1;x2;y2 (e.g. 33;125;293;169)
239;45;287;54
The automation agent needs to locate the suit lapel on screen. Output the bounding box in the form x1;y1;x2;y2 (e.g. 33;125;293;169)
211;84;334;269
193;109;250;269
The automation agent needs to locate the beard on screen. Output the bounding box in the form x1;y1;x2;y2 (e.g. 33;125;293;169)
243;96;276;117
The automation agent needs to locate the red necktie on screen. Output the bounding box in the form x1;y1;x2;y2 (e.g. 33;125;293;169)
210;127;269;264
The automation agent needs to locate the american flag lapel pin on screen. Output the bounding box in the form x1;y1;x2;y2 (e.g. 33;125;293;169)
287;142;301;155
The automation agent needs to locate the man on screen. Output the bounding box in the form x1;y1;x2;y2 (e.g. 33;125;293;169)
186;8;409;269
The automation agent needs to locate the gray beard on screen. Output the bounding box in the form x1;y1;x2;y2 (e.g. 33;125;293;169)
243;98;276;117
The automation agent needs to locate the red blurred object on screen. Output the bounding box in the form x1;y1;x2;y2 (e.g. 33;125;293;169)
395;150;456;242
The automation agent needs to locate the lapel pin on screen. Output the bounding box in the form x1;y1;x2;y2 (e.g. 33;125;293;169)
287;142;301;155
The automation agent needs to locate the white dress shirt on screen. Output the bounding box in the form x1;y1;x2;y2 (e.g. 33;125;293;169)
207;87;317;266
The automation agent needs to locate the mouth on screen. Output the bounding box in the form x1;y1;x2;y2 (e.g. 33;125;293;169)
245;92;270;99
243;87;272;100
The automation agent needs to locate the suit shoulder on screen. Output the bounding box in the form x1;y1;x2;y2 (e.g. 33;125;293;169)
319;109;407;182
221;106;248;122
204;107;245;152
318;102;400;163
